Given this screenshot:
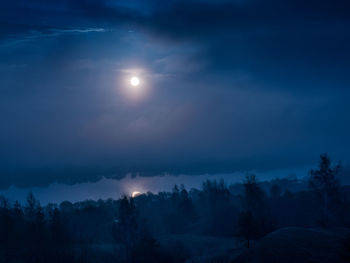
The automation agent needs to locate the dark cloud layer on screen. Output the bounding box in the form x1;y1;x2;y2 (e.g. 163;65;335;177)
0;0;350;188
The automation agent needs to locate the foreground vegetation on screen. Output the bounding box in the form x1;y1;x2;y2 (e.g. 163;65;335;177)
1;154;350;262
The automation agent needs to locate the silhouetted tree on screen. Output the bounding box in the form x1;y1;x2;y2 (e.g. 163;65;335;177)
13;200;23;217
199;179;236;236
131;218;163;263
163;185;197;234
237;211;259;248
240;175;272;238
171;185;180;202
25;192;39;221
242;175;265;215
49;207;67;244
0;195;10;209
179;185;196;221
0;196;15;248
270;184;281;199
308;153;342;226
112;196;139;261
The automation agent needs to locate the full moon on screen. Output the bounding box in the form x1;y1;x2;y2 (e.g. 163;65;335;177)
130;76;140;87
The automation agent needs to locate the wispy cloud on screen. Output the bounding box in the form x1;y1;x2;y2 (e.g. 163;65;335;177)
0;27;107;47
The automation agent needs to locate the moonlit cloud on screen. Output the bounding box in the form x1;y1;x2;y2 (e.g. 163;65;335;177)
0;167;307;204
0;0;349;189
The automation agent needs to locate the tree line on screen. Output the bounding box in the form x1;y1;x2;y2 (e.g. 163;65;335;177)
0;154;350;262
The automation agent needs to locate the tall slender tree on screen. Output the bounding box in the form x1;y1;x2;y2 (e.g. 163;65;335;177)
309;153;342;226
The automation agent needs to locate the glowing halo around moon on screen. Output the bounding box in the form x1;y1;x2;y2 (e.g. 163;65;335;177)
130;76;140;87
118;68;150;101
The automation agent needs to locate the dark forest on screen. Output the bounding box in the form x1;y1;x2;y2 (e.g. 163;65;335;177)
1;154;350;263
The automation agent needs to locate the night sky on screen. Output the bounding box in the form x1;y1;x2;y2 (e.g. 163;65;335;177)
1;0;350;190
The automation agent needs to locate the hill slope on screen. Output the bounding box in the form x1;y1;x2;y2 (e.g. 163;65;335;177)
233;227;350;263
